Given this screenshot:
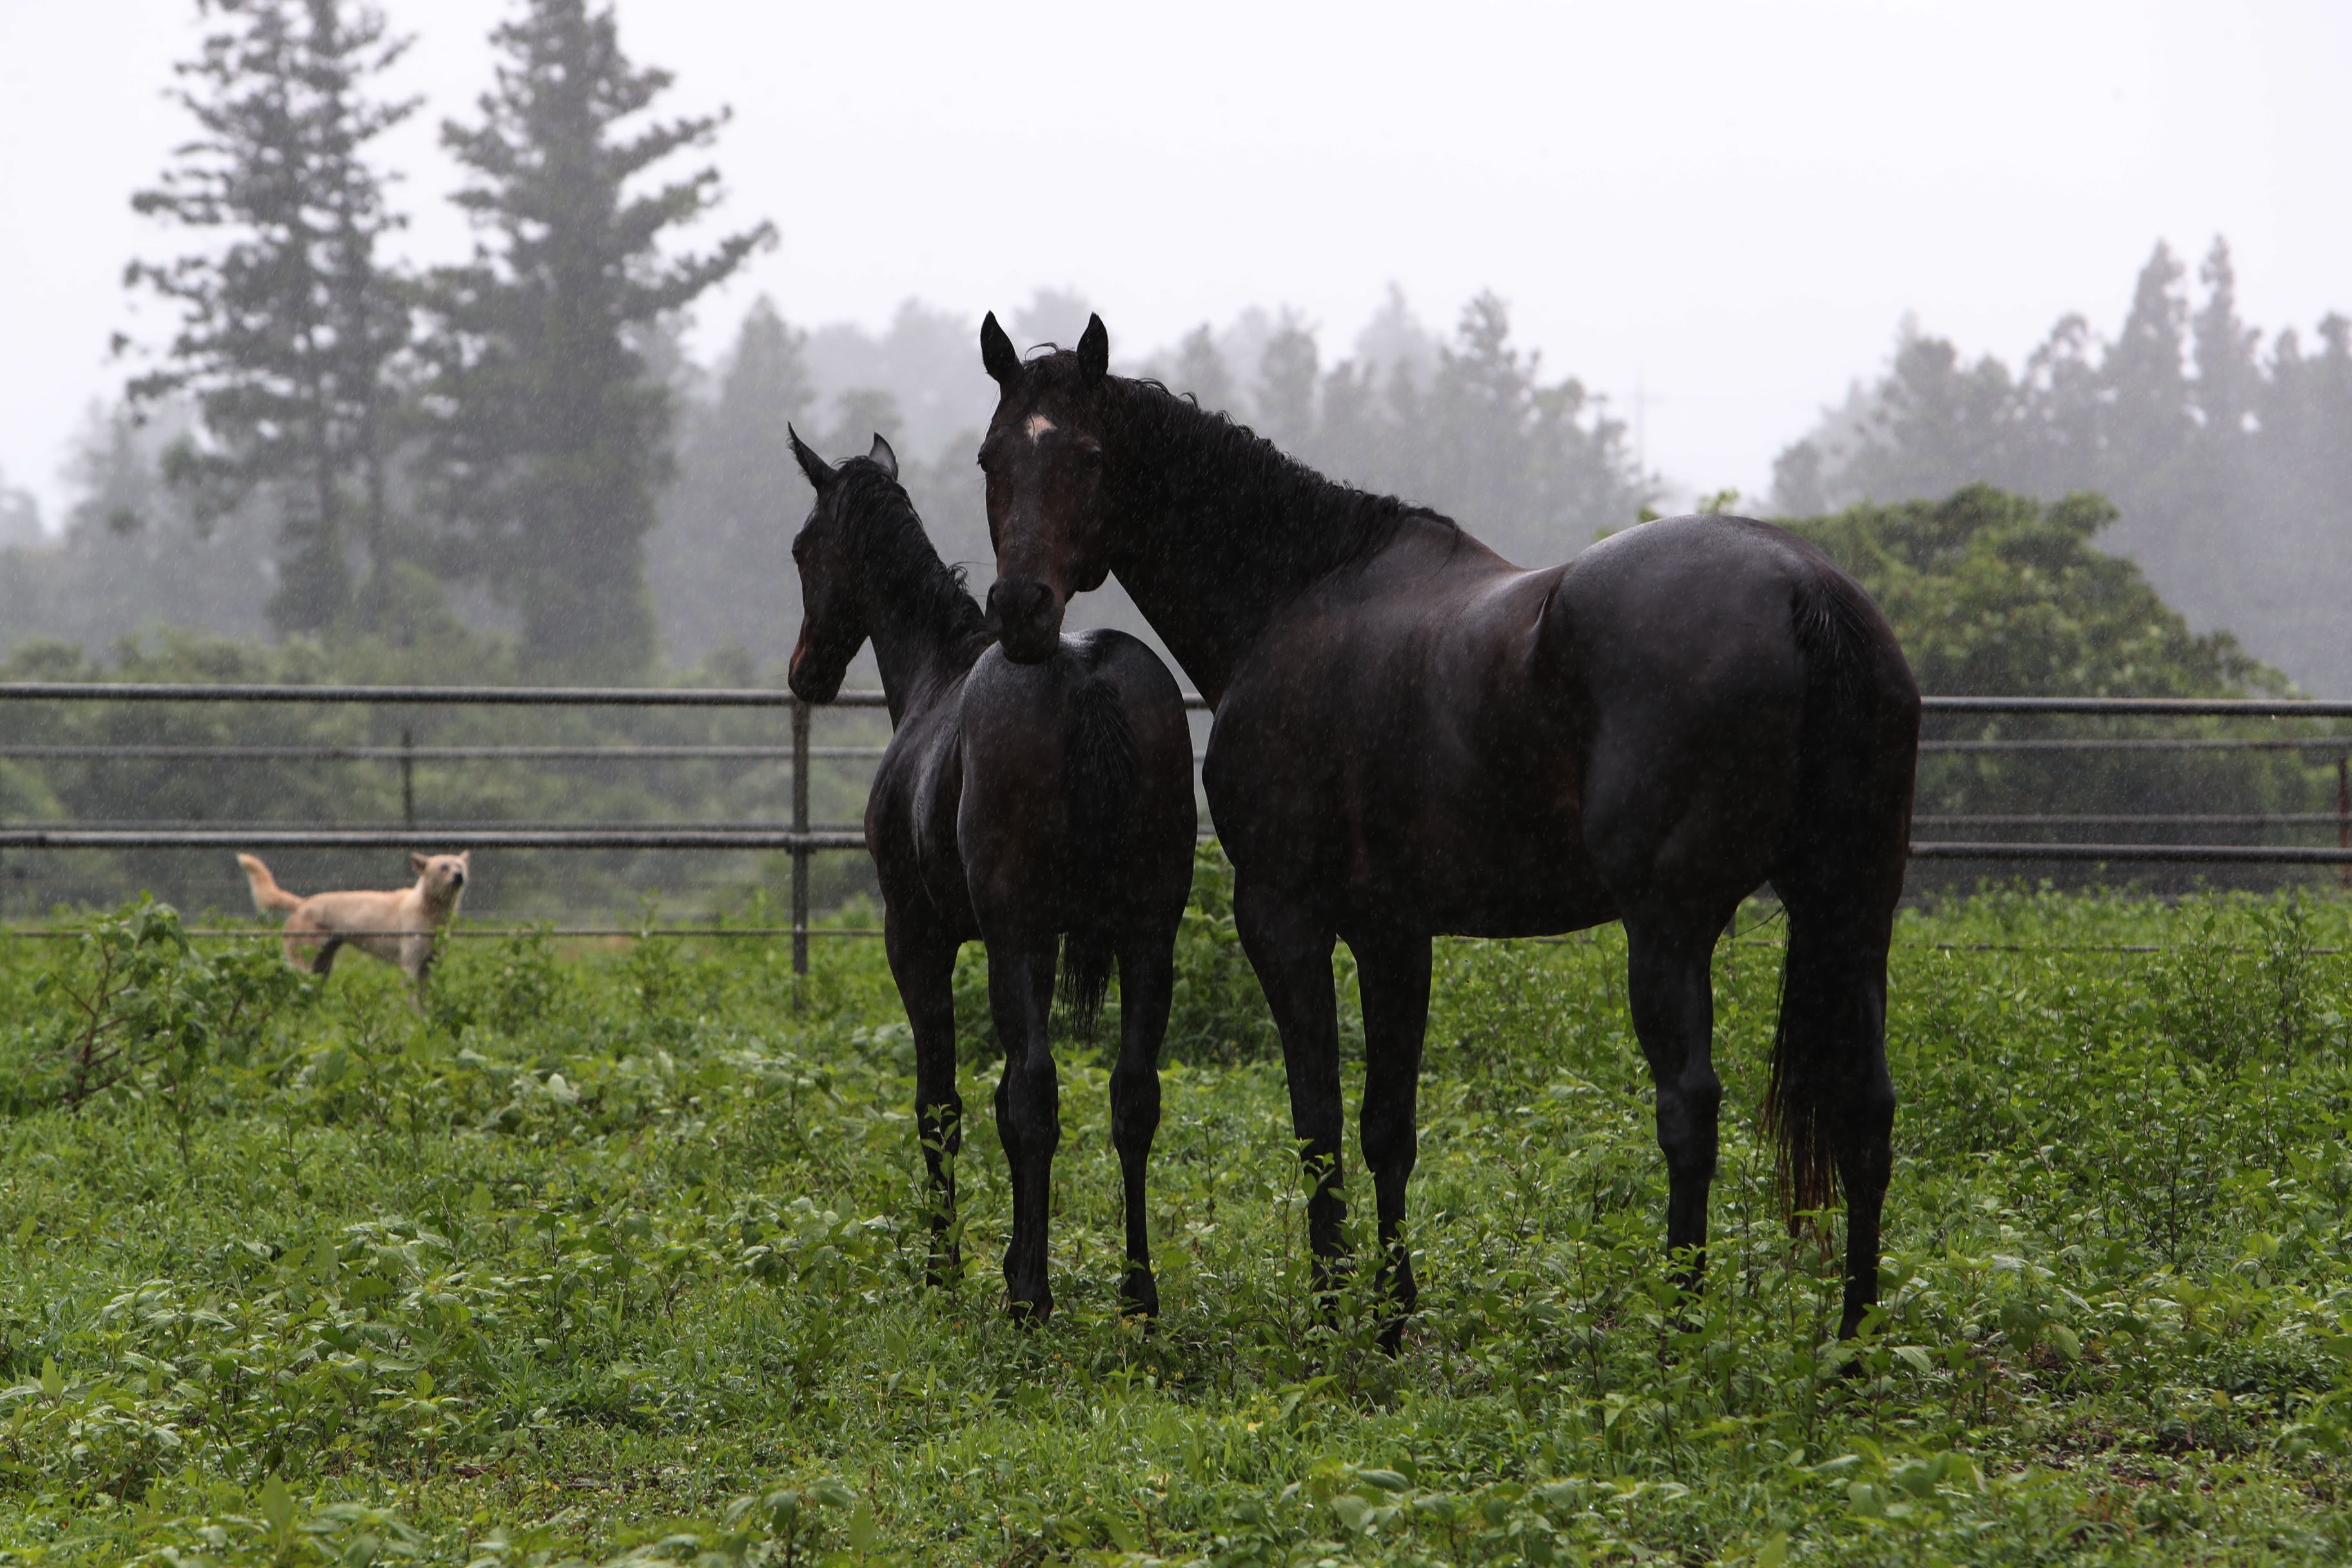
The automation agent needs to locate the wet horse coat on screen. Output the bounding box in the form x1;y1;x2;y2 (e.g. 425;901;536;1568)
975;315;1919;1342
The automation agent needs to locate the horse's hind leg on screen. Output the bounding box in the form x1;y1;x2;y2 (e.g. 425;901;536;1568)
1772;896;1896;1340
1623;916;1728;1291
1232;877;1347;1287
1353;927;1433;1351
986;932;1060;1322
887;914;964;1285
1110;925;1175;1317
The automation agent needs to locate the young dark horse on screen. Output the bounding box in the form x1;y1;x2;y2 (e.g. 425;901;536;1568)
785;428;1197;1322
974;315;1919;1346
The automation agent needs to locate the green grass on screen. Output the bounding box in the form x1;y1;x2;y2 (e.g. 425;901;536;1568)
4;861;2352;1564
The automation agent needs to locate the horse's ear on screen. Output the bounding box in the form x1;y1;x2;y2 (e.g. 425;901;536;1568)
787;423;833;489
1076;313;1109;387
981;311;1021;386
868;431;898;481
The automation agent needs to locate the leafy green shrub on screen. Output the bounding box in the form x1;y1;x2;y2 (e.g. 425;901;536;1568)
15;901;308;1137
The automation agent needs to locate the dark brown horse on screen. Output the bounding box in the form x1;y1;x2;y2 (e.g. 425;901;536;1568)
974;315;1919;1344
786;428;1197;1320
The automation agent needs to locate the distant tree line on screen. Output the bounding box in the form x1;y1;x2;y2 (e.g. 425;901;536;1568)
1776;239;2352;694
28;1;2352;700
1784;482;2329;887
22;0;1651;679
648;284;1652;667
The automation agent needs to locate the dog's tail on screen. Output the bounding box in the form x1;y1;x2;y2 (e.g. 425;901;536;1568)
237;852;302;915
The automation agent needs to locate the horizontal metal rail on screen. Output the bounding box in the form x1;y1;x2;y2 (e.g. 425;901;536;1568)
1909;841;2352;864
54;813;2352;835
1920;696;2352;718
6;736;2346;762
1924;737;2352;753
1916;811;2352;827
0;683;2345;718
0;682;889;708
0;828;870;850
0;925;890;941
5;826;2343;864
2;819;867;832
0;743;885;761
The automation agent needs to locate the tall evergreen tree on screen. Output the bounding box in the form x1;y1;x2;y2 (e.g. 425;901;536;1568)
1254;313;1320;452
421;0;770;676
2192;239;2260;438
1170;325;1235;415
649;299;812;666
125;0;416;635
2101;242;2193;499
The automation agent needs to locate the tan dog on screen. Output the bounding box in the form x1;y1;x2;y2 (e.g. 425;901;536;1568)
237;851;471;1001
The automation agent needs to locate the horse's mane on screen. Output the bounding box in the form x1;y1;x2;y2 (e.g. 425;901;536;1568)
1100;371;1457;585
835;458;990;668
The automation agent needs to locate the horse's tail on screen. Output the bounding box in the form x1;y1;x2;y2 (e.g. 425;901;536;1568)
1058;669;1139;1035
1763;565;1909;1216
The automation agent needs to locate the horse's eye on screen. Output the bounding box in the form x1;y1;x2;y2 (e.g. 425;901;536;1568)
1077;445;1104;467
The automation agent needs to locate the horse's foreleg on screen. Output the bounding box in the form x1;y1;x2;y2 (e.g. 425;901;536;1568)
887;916;963;1286
1353;928;1432;1351
1110;929;1175;1317
986;936;1059;1322
1625;921;1725;1293
1233;878;1346;1288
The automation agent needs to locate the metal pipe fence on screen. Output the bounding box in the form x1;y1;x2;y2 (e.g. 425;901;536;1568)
1;683;2349;956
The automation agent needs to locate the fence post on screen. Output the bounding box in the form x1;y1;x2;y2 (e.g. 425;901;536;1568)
792;696;810;986
400;727;416;828
2338;752;2348;891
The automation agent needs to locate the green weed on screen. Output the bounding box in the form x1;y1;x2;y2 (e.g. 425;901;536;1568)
0;883;2348;1562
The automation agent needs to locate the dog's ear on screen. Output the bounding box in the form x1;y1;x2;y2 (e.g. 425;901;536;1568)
457;850;471;867
411;851;429;875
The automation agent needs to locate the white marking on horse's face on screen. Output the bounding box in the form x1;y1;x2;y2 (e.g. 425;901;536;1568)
1024;414;1055;441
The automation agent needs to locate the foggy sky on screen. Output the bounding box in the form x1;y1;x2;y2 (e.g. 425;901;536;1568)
3;0;2347;531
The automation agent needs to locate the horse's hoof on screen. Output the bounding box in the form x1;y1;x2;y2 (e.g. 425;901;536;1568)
1377;1315;1412;1357
1120;1268;1159;1320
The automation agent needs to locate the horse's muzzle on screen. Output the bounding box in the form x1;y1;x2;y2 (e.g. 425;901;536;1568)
787;643;845;703
986;576;1063;665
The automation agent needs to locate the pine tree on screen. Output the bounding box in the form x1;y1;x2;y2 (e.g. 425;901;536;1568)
125;0;416;635
650;299;812;667
2100;242;2193;500
1170;325;1235;415
421;0;770;676
1255;313;1320;452
2191;237;2262;450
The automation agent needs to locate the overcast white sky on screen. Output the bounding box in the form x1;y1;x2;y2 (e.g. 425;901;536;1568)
3;0;2347;529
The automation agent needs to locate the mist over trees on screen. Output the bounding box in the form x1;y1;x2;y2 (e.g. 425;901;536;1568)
1133;289;1647;570
1776;239;2352;693
645;284;1648;667
26;0;2349;702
